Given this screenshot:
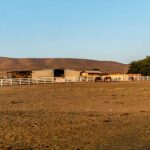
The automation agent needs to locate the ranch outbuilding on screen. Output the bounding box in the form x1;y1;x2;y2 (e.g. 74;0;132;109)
32;68;81;78
80;70;102;78
7;68;82;79
7;70;32;78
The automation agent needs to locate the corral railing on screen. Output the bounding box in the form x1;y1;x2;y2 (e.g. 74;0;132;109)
109;76;150;82
0;76;96;86
140;76;150;81
0;76;150;86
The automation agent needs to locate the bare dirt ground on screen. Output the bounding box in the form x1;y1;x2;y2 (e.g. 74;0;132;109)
0;82;150;150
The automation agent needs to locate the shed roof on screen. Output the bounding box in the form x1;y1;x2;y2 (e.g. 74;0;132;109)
83;70;102;74
7;70;32;73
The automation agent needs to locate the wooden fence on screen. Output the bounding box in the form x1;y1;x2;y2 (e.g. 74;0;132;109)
0;77;95;86
110;76;150;82
0;76;150;86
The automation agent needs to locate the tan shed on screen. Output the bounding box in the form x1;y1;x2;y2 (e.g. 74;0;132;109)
7;70;32;78
32;69;54;79
81;70;102;78
64;69;81;78
32;68;81;79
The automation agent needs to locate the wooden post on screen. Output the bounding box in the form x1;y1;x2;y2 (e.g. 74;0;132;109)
93;77;95;82
11;79;13;86
20;78;22;85
28;78;31;85
0;79;3;86
52;77;54;83
86;76;88;82
37;78;39;84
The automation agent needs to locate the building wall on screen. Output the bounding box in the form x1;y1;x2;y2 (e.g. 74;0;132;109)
0;71;6;78
108;74;128;81
32;69;81;79
32;69;54;78
81;72;101;78
7;71;32;78
64;70;81;78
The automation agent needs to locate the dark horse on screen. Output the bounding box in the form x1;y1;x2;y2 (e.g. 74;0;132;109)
129;76;134;81
104;76;112;82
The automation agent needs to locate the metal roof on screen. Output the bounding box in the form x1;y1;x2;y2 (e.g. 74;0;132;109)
83;71;102;74
7;70;32;73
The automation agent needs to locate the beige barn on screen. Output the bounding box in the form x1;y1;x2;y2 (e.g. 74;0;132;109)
64;69;81;78
32;69;54;78
6;69;81;79
32;69;81;79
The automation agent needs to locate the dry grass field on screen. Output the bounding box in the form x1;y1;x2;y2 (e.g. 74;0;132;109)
0;82;150;150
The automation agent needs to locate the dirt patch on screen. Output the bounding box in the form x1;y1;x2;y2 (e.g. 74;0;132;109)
0;82;150;150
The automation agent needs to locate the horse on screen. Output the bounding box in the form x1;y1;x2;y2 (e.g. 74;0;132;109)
104;76;112;82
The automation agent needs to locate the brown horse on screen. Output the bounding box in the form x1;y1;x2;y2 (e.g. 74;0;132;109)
129;76;134;81
104;76;112;82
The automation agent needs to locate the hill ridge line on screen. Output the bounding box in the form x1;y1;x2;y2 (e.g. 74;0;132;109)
0;57;128;74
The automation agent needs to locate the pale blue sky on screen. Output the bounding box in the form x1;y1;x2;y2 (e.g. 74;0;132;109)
0;0;150;63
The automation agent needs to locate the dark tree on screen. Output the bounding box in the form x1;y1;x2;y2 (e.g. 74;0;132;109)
128;56;150;76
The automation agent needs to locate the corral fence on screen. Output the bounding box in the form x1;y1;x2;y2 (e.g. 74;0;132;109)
0;76;150;86
110;76;150;82
0;76;95;86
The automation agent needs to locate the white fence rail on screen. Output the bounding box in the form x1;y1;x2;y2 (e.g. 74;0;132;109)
0;77;95;86
0;76;150;86
109;76;150;82
140;76;150;81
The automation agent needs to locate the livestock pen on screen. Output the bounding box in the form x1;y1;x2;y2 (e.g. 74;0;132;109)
0;76;150;86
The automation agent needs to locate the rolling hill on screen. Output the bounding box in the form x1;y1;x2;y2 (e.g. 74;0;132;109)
0;57;128;76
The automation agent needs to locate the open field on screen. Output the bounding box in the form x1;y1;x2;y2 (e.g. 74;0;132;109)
0;82;150;150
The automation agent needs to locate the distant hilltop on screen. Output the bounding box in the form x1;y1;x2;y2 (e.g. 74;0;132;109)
0;57;128;74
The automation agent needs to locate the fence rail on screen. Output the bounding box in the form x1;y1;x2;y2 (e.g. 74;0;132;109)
0;77;95;86
0;76;150;86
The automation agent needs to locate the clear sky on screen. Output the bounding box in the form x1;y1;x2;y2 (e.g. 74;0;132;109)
0;0;150;63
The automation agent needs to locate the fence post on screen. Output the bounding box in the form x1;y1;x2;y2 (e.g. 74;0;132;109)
37;78;39;84
28;78;31;85
86;77;88;82
93;77;95;82
0;79;3;86
19;78;22;85
44;78;46;84
11;79;13;86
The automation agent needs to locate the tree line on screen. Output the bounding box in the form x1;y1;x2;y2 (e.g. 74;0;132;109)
128;56;150;76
